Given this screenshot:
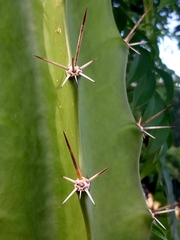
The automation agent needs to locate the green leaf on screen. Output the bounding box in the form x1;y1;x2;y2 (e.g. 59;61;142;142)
158;0;177;12
142;93;172;155
132;71;156;110
152;222;168;240
155;68;174;104
140;151;158;179
160;157;179;240
142;92;170;124
145;122;170;155
127;48;150;85
113;6;128;32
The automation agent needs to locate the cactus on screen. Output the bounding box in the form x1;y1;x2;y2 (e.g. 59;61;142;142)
0;0;174;239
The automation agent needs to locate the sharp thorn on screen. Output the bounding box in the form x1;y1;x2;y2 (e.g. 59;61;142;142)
85;190;96;205
143;130;155;139
60;188;77;206
75;76;78;84
80;58;97;69
142;104;174;126
89;167;109;182
61;176;76;183
143;126;173;130
154;208;180;215
72;57;75;73
149;209;166;230
129;46;141;55
63;132;83;180
80;72;95;83
153;202;180;212
60;75;70;88
124;7;151;43
137;116;142;125
34;55;68;70
129;41;147;46
74;7;88;67
153;217;166;230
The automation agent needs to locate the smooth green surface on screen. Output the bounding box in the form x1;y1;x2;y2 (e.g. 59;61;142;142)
67;0;152;239
0;1;58;239
0;1;86;239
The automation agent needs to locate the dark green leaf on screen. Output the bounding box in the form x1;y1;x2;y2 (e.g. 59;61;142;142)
145;126;170;155
113;7;128;32
158;0;177;12
142;93;172;155
152;222;168;240
132;71;156;110
155;68;174;104
140;152;158;179
127;48;150;85
142;92;170;124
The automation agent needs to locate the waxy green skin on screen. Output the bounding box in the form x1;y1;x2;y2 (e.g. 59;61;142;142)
0;0;152;239
66;0;152;239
